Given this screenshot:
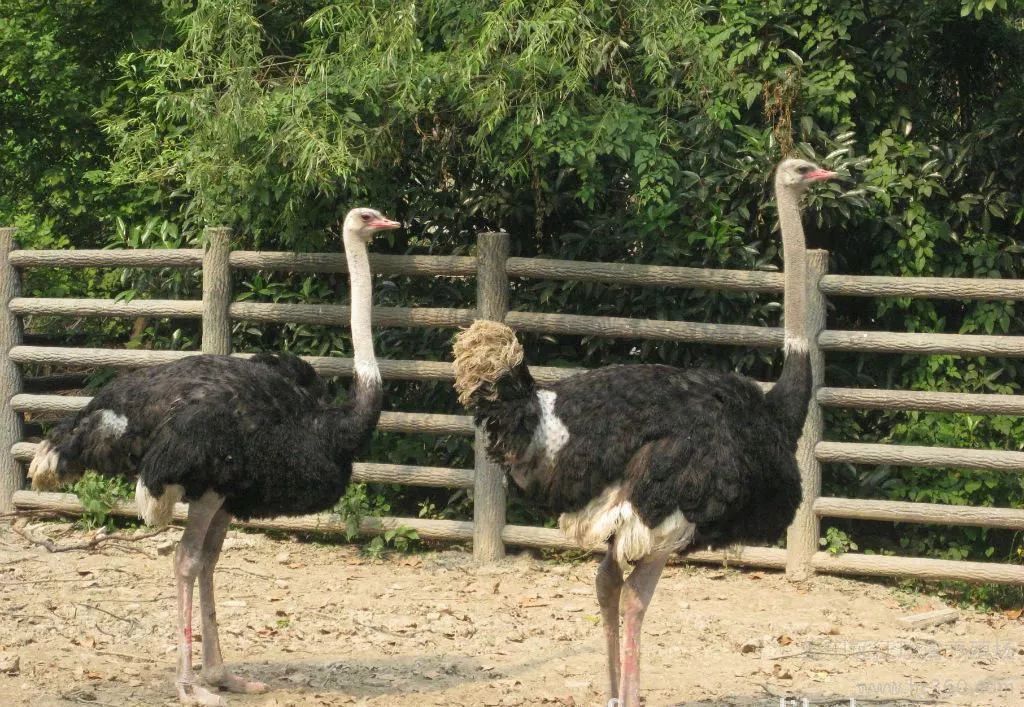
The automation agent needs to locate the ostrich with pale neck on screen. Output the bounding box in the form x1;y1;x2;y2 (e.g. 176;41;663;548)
452;159;835;706
28;207;398;705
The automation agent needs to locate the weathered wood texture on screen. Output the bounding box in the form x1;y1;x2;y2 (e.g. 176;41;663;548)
473;232;510;562
351;463;473;488
506;257;784;292
507;311;782;347
9;345;193;368
0;229;23;513
202;227;232;355
814;496;1024;529
229;302;474;328
9;443;470;487
9;249;203;268
817;387;1024;415
819;274;1024;301
816;441;1024;471
10;297;202;319
811;551;1024;585
10;397;475;435
228;251;477;276
787;251;827;580
819;330;1024;357
12;490;477;541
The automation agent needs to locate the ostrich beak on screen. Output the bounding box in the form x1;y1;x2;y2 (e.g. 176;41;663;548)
806;169;837;182
370;217;401;231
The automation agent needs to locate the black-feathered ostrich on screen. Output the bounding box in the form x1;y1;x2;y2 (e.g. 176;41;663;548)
453;159;835;707
26;207;399;706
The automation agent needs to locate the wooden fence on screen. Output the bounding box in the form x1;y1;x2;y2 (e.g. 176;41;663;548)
2;227;1024;583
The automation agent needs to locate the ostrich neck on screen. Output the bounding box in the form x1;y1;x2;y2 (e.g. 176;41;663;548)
343;232;380;385
776;184;808;351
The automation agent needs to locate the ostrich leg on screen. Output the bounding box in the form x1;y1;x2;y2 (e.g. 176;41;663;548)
175;492;227;706
617;550;671;707
595;541;624;699
198;509;269;695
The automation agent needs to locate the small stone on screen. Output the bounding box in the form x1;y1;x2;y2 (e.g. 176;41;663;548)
156;540;176;556
275;551;291;564
0;655;20;675
739;638;762;654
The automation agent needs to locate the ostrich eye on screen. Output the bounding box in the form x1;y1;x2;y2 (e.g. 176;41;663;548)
797;165;811;174
360;213;371;222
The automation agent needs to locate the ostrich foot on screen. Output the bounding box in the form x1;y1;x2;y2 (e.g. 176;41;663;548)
177;681;227;706
202;666;269;694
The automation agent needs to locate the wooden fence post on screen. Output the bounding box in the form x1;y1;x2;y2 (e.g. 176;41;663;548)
202;227;232;355
787;249;828;580
0;228;24;513
473;231;510;562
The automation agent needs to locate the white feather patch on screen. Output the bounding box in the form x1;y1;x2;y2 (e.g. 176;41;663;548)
135;479;184;527
784;337;809;355
560;484;695;566
27;440;62;491
354;359;382;386
531;390;570;464
96;409;128;438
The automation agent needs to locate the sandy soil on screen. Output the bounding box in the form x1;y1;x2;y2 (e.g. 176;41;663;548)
1;521;1022;707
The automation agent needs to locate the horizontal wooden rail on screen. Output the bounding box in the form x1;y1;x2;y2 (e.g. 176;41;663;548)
10;396;475;436
816;441;1024;471
229;252;477;277
9;346;193;367
819;330;1024;357
9;249;204;268
10;445;470;487
814;496;1024;529
507;311;783;347
229;302;474;328
817;387;1024;415
10;297;203;319
10;490;788;569
505;257;784;292
14;490;1023;582
811;551;1024;584
5;348;772;394
819;274;1024;301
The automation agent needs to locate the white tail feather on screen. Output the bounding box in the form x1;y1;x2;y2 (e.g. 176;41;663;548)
27;440;62;491
135;479;184;527
560;484;696;566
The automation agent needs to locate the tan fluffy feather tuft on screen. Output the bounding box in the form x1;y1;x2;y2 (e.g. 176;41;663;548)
452;320;524;407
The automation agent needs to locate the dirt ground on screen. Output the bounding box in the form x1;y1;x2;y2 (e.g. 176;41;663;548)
1;521;1022;707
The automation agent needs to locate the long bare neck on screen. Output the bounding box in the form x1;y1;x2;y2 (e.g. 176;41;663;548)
342;229;382;436
766;174;813;440
776;180;807;352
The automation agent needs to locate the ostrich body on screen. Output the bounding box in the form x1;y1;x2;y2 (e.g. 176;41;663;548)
27;208;399;705
453;160;835;706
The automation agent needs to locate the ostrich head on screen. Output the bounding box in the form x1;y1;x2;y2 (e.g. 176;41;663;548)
342;207;401;242
774;158;836;193
453;320;525;407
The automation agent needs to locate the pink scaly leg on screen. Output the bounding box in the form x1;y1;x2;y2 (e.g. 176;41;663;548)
174;491;227;707
198;509;268;695
617;550;670;707
595;542;624;700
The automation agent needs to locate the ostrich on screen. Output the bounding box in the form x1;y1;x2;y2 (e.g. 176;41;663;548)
452;159;835;707
26;207;399;706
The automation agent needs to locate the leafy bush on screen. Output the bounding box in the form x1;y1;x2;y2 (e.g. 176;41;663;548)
70;471;135;530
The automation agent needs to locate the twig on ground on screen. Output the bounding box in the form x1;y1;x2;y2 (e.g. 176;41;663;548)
219;565;274;580
93;649;159;663
74;602;137;625
11;523;166;553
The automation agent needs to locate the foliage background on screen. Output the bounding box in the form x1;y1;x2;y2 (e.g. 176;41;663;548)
2;0;1023;569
